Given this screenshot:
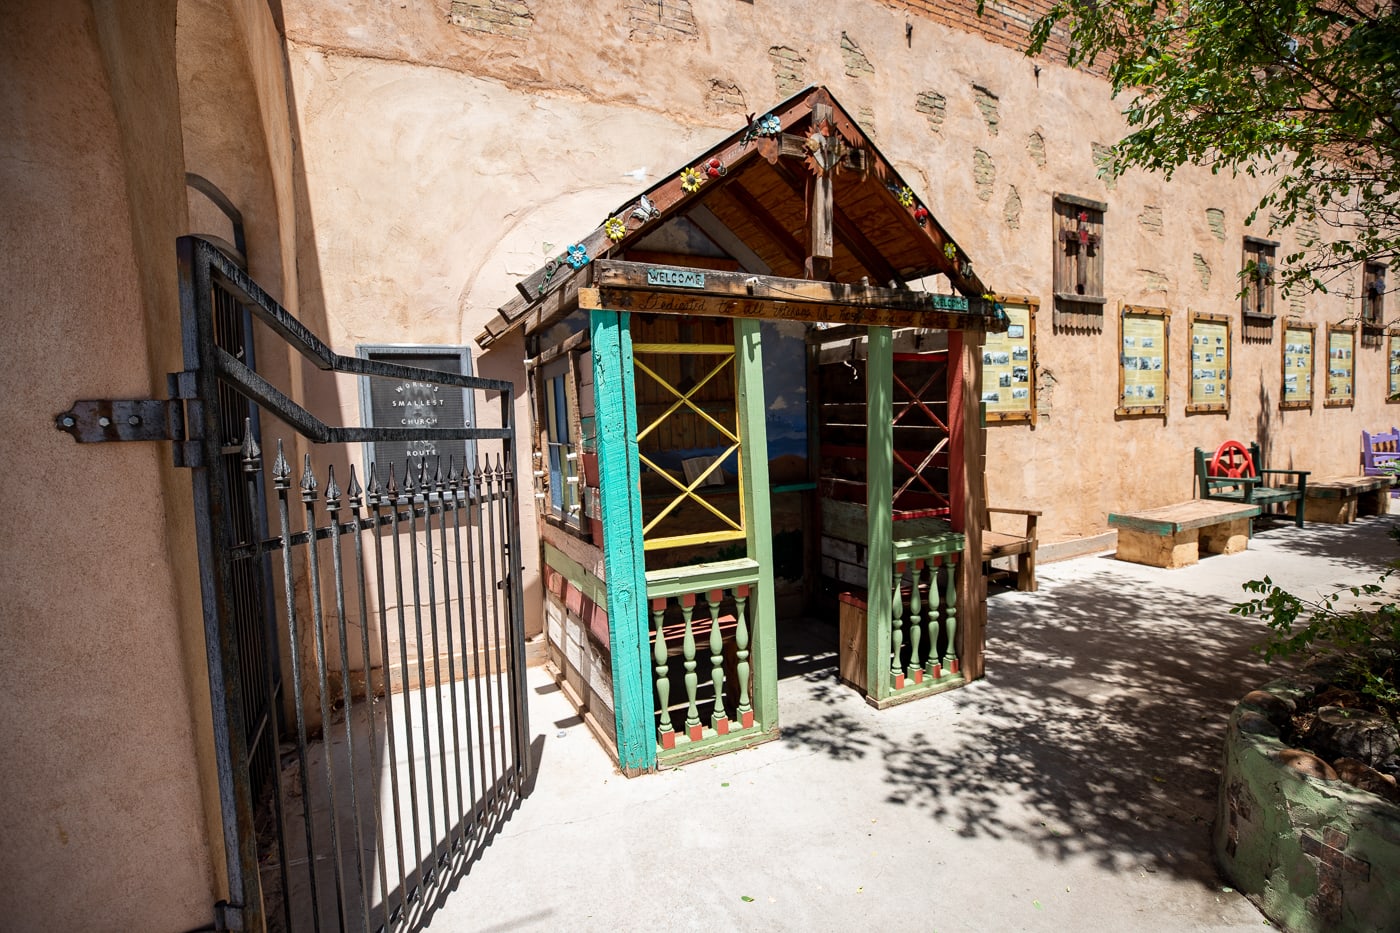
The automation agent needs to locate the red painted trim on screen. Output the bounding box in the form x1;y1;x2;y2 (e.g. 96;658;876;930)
947;330;966;532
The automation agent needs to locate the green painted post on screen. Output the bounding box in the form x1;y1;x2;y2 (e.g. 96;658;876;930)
651;598;673;746
945;554;959;673
733;585;752;727
926;562;944;679
735;319;777;731
680;594;701;739
865;326;894;701
907;559;923;681
708;589;727;729
890;562;904;688
590;308;655;773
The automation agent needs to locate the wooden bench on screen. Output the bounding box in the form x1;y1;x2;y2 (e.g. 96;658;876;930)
1282;474;1395;524
1109;500;1262;569
1363;428;1400;498
982;506;1040;592
1194;442;1308;528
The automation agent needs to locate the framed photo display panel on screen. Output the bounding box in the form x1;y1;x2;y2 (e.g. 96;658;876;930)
981;295;1038;424
1388;330;1400;402
1281;324;1315;409
1325;326;1355;407
1117;305;1170;416
1187;312;1230;413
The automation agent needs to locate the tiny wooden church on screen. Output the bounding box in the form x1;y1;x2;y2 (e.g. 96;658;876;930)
477;87;1005;775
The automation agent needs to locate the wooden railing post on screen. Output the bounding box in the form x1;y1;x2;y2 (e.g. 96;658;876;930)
708;589;728;733
734;584;752;728
907;559;924;684
652;598;674;749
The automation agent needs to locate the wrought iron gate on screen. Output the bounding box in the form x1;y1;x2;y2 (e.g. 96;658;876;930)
178;236;531;931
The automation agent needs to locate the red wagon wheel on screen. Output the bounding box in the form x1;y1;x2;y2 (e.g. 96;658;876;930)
1209;440;1255;478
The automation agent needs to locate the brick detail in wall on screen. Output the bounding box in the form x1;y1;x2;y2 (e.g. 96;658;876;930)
858;106;877;139
1003;185;1022;228
973;148;995;202
1092;142;1117;190
1027;131;1046;167
449;0;534;39
972;84;1000;136
841;32;875;77
1141;269;1169;292
915;91;947;133
1139;205;1163;235
883;1;1094;76
1193;253;1211;289
628;0;698;40
707;78;747;114
1206;208;1226;241
770;46;808;97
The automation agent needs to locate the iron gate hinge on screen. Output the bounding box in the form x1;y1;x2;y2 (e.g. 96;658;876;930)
56;373;200;466
55;399;183;443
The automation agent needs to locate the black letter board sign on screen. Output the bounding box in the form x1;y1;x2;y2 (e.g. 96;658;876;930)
357;345;477;481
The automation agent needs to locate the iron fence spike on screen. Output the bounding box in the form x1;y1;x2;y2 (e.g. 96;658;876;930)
326;464;342;510
385;462;399;498
240;417;262;472
367;462;382;505
447;455;460;487
401;460;415;496
347;464;363;507
300;453;318;500
433;456;444;489
272;439;291;488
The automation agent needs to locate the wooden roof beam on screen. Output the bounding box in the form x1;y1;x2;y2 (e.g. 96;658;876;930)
717;182;809;273
768;159;900;286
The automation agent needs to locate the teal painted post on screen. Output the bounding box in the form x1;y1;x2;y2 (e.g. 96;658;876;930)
590;309;655;773
735;319;778;731
865;326;894;701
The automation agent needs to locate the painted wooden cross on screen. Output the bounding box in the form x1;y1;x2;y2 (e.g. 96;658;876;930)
750;100;846;280
1059;210;1100;293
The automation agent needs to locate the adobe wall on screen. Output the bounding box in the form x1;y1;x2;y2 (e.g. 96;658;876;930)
280;0;1392;553
0;1;216;926
2;0;310;924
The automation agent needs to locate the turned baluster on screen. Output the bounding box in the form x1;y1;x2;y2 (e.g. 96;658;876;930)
652;597;674;749
926;561;945;680
733;584;752;728
890;562;906;689
907;559;924;684
708;589;728;734
681;593;702;741
944;555;959;674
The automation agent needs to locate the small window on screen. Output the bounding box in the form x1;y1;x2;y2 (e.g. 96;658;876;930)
540;359;581;526
1242;237;1278;320
1363;262;1387;328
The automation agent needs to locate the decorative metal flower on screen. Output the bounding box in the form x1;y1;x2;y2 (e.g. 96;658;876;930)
897;187;914;208
604;216;627;241
565;243;590;269
758;113;781;136
943;242;957;261
681;167;704;193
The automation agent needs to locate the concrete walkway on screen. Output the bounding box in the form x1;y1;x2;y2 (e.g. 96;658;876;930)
428;515;1398;931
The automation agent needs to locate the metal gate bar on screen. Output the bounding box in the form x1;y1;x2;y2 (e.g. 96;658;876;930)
177;236;530;931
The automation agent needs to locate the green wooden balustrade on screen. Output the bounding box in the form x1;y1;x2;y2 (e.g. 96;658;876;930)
645;559;764;760
878;532;965;702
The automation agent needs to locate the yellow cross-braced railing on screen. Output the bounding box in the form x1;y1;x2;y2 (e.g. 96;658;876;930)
633;343;745;551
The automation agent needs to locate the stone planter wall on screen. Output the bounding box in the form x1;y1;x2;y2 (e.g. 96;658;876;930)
1214;675;1400;933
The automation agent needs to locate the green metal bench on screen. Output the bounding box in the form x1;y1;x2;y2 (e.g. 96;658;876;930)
1193;441;1309;528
